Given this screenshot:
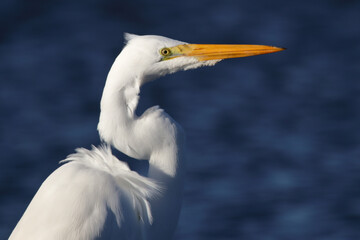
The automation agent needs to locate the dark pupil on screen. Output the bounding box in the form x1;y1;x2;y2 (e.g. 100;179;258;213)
163;49;168;55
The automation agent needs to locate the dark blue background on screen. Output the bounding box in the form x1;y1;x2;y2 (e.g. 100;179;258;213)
1;0;360;239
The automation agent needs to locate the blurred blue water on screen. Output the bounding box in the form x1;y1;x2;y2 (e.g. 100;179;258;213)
1;0;360;239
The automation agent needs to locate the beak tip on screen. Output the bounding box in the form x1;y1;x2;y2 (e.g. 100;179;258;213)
271;46;286;54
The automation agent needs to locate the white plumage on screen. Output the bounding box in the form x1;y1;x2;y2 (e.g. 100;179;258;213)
10;34;283;240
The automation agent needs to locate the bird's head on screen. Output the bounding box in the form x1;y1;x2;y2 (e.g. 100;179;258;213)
117;33;285;83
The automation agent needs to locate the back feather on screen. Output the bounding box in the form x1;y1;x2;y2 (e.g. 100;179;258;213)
62;144;161;225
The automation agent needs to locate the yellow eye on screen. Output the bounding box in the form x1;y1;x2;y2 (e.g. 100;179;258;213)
160;47;171;57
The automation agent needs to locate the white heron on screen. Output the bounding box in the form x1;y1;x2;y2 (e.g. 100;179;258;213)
9;34;284;240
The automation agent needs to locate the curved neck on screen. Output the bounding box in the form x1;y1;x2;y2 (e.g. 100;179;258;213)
98;53;186;172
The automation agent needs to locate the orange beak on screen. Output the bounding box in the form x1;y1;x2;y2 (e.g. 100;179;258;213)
169;44;285;61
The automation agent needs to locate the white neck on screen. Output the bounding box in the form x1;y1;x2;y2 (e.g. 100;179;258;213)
98;53;186;239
